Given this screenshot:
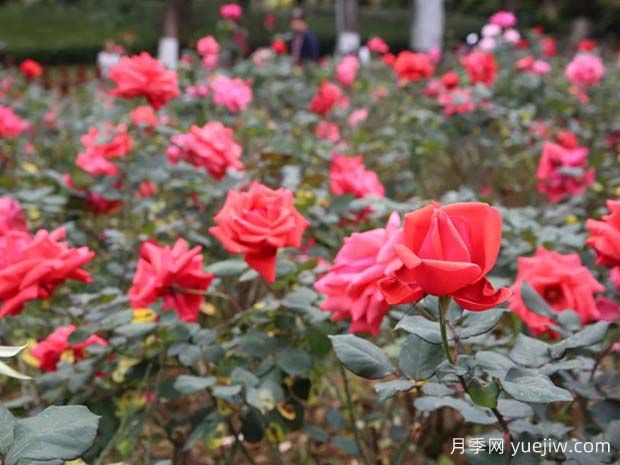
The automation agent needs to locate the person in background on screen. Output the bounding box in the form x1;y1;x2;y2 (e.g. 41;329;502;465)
290;8;319;65
97;40;121;79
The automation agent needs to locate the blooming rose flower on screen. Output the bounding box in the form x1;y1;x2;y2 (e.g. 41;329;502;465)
309;81;345;116
440;71;459;89
30;325;108;372
329;154;385;199
348;108;368;128
478;37;496;53
0;105;29;139
130;105;159;128
586;200;620;268
596;297;620;322
367;36;389;54
509;247;604;336
379;202;510;311
461;52;497;86
438;87;476;116
565;54;605;87
109;52;180;110
393;51;434;83
489;10;517;28
516;56;551;75
314;212;403;336
482;24;502;38
219;3;242;21
197;35;220;70
136;180;157;198
0;228;95;317
541;37;557;57
0;196;28;235
167;121;243;180
271;38;287;55
503;28;521;45
19;59;42;80
578;39;597;52
536;138;594;202
75;124;132;177
315;121;340;143
209;182;309;282
210;75;253;113
128;239;214;322
335;55;359;88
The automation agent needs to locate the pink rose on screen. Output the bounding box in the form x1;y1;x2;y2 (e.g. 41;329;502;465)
366;36;389;54
565;54;605;87
315;121;340;143
75;124;132;177
0;105;29;139
314;212;403;335
489;11;517;28
335;55;359;88
348;108;368;128
329;154;384;199
210;75;253;113
219;3;242;21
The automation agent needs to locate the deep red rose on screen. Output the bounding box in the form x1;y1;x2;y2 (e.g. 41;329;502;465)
379;202;510;310
541;37;557;57
19;59;42;80
509;247;604;336
109;52;180;110
128;239;214;322
0;228;95;317
393;51;434;83
578;39;597;52
461;52;497;86
30;324;108;372
209;182;309;282
271;38;287;55
440;71;459;89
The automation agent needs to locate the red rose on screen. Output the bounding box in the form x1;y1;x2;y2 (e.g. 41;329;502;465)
461;52;497;86
167;121;243;180
541;37;557;57
0;228;95;318
0;105;29;139
586;200;620;268
19;59;42;80
30;325;108;372
209;182;309;282
75;123;132;177
393;51;434;83
309;81;345;116
379;202;509;310
509;247;604;336
109;52;180;110
440;70;459;89
578;39;597;52
329;154;384;199
271;38;287;55
128;239;214;322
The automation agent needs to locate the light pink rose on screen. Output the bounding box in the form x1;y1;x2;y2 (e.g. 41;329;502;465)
210;75;253;113
565;54;605;87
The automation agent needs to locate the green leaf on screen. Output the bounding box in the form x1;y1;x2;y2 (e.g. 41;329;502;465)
173;375;217;395
281;288;317;311
520;282;557;321
331;435;360;455
398;334;444;380
552;321;610;357
501;368;573;404
0;404;16;455
468;378;499;409
276;348;312;377
330;335;395;379
414;396;496;425
509;334;552;368
205;259;248;276
374;380;416;402
6;405;100;465
395;315;446;344
458;309;504;339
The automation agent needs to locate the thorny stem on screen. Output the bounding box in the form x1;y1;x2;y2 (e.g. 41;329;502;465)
437;296;513;445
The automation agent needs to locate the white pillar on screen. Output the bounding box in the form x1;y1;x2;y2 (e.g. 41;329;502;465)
410;0;444;52
335;0;360;55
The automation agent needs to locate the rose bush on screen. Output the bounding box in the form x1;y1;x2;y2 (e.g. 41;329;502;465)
0;8;619;465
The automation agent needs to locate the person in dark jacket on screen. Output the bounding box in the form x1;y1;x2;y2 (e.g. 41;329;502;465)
290;8;319;65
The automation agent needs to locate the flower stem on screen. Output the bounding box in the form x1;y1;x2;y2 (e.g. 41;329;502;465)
438;296;454;364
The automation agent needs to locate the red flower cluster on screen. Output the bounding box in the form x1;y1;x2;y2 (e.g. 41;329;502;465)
30;325;108;372
329;154;385;199
393;51;435;83
461;52;498;86
109;52;180;110
128;239;214;322
75;123;132;176
167;121;243;180
210;182;309;282
309;82;345;116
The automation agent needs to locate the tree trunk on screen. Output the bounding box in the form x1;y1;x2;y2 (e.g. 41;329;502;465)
158;0;181;69
409;0;444;53
335;0;360;55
